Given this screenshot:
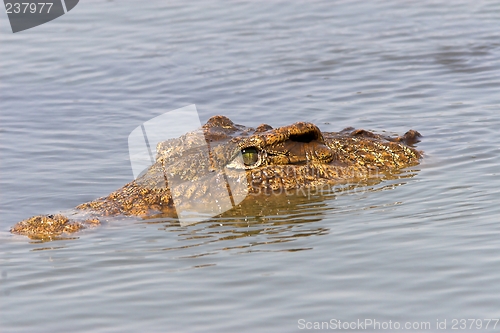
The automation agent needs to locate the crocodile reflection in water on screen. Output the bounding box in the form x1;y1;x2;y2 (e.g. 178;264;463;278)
10;115;422;240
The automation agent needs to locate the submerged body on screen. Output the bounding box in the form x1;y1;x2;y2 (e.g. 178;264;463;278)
11;115;422;240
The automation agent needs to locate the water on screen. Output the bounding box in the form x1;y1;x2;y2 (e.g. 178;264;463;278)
1;0;500;332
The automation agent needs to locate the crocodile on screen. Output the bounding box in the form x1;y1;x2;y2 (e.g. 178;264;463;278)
10;115;422;240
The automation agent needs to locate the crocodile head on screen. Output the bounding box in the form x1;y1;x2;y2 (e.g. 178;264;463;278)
11;115;422;239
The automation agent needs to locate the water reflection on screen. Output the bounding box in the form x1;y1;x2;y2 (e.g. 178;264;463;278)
140;169;420;256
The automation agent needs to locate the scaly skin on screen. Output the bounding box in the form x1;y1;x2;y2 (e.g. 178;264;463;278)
10;115;422;240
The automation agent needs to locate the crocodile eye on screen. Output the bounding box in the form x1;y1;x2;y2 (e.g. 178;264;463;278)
241;147;259;166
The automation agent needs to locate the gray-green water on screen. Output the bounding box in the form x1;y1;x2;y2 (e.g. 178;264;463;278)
1;0;500;332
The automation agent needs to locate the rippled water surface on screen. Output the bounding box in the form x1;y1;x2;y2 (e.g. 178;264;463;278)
1;0;500;332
